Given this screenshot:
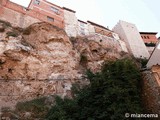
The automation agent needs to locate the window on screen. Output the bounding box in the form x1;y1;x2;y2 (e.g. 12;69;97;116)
51;6;60;14
47;16;54;22
34;0;40;5
147;36;149;39
141;36;143;39
144;36;146;39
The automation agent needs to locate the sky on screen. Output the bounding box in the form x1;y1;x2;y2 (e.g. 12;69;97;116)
10;0;160;37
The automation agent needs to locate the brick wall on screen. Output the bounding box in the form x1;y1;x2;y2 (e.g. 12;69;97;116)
0;6;41;28
140;33;158;43
0;0;64;28
28;0;64;28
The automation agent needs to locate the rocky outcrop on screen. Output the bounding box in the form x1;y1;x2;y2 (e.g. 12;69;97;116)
0;22;80;80
71;33;126;72
142;65;160;115
0;22;81;107
0;21;128;107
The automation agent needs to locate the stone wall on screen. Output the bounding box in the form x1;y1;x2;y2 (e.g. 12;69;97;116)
0;79;76;108
63;8;78;37
142;65;160;114
77;20;89;36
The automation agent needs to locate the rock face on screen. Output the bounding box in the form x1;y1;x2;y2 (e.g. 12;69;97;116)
71;34;126;72
0;21;127;107
0;22;80;107
0;22;79;80
142;65;160;115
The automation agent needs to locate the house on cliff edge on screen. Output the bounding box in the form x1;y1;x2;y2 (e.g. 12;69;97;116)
113;20;150;59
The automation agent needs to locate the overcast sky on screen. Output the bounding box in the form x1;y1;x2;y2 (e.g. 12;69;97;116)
10;0;160;37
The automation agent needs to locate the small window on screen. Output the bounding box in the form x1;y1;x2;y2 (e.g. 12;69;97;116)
144;36;146;39
141;36;143;39
34;0;40;5
51;6;60;14
47;16;54;22
147;36;149;39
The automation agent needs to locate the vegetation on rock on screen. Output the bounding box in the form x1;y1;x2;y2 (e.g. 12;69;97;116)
6;31;19;37
46;58;143;120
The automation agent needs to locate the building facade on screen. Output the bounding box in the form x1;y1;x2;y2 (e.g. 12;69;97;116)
28;0;64;28
140;32;158;54
0;0;64;28
0;0;157;59
87;21;112;37
63;7;78;37
77;20;89;36
113;20;150;58
0;0;40;28
140;32;158;44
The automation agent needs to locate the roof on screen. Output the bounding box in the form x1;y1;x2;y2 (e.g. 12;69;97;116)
87;21;111;31
140;32;158;35
63;7;76;13
28;0;62;9
78;19;87;24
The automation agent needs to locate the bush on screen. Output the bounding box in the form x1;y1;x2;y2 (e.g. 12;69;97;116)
16;97;49;118
46;59;143;120
6;31;19;37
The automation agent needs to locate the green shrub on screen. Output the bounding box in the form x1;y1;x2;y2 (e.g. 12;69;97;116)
6;31;19;37
46;59;143;120
16;97;49;118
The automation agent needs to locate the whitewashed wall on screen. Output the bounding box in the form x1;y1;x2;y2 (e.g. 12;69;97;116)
113;20;150;58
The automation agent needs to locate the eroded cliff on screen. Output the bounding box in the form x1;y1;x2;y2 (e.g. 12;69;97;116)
0;21;128;107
